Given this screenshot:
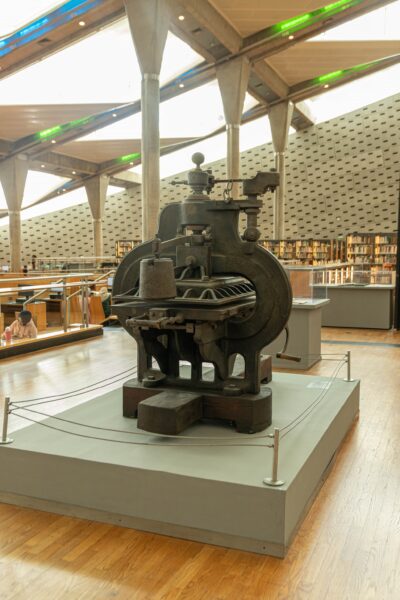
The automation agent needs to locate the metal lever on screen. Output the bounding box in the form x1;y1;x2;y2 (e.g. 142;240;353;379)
276;353;301;362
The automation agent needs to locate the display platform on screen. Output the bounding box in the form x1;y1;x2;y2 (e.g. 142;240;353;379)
264;299;330;369
0;372;359;557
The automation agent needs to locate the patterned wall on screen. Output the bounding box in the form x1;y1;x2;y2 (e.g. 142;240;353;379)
0;93;398;264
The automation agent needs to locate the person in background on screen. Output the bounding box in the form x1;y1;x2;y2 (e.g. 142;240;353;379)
32;255;37;270
2;310;38;340
22;265;28;275
99;286;111;318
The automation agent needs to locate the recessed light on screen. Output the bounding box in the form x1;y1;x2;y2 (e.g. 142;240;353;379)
41;164;45;168
62;188;66;192
130;162;134;165
324;84;329;88
51;139;56;144
179;83;185;88
336;217;341;220
79;21;86;27
178;15;185;21
72;170;76;175
288;35;294;40
112;113;117;117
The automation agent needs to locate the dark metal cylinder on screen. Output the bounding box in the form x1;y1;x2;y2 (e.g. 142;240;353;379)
138;258;177;299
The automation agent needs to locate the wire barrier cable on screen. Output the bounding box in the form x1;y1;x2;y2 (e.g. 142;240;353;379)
279;358;347;440
10;367;137;408
11;412;273;448
10;405;274;441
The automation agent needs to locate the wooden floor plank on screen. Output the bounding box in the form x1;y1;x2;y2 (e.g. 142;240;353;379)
0;327;399;599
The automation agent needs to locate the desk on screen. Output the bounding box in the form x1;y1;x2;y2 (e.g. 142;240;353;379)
0;301;47;331
0;325;103;359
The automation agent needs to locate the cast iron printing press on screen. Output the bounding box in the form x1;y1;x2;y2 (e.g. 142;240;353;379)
112;153;292;435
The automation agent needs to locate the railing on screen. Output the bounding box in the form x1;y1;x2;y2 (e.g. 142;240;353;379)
0;275;112;333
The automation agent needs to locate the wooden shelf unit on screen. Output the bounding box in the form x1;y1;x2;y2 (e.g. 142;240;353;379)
262;239;346;265
346;233;397;270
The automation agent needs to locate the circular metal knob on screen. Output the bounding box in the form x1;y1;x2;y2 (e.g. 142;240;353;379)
192;152;205;168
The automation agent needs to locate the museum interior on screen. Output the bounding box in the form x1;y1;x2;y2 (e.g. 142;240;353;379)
0;0;399;598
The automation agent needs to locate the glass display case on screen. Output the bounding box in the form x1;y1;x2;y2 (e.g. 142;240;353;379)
313;264;395;287
284;265;328;303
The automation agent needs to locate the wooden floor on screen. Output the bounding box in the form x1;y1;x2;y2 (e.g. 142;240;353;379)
0;327;400;599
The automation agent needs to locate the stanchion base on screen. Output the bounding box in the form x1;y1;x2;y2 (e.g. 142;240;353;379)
0;438;13;445
263;477;285;487
344;378;355;382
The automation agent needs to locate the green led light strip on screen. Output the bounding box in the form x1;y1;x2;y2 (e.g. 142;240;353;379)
117;152;141;164
37;115;95;141
313;56;395;86
269;0;365;36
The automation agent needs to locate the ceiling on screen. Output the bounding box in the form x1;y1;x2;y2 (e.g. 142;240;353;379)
209;0;329;36
0;0;399;210
54;138;195;162
267;40;400;85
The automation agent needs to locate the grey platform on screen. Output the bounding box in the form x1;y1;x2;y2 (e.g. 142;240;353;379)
0;373;359;557
264;299;329;369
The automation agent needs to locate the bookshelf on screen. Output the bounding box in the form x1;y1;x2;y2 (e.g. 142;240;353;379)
262;239;346;266
346;233;397;270
115;240;141;259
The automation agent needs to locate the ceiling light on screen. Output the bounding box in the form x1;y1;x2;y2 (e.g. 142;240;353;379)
41;164;45;168
179;83;185;88
78;21;86;27
62;188;66;192
51;139;56;143
324;84;330;88
288;35;294;40
112;113;117;117
178;15;185;21
72;170;76;175
130;162;134;165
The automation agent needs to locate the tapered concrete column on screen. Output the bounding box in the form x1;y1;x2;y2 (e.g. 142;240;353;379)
0;156;28;272
216;57;250;198
268;102;294;239
85;175;109;262
125;0;169;240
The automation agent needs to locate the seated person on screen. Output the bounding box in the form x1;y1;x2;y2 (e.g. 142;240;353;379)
99;287;111;318
3;310;38;340
91;287;111;319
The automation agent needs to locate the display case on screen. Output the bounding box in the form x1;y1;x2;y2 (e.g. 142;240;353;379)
284;265;328;302
314;263;395;287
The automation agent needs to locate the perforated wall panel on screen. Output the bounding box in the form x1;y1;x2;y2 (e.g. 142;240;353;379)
0;93;398;264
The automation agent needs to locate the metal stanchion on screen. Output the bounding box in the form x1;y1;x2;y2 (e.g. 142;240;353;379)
263;428;284;487
0;397;13;445
62;277;68;333
344;350;354;382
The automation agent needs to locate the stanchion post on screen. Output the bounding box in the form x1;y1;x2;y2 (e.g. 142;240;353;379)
263;428;284;487
344;350;354;382
62;277;68;333
0;397;13;445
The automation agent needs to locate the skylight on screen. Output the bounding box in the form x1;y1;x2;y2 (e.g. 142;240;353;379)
79;82;258;141
0;22;203;105
22;171;70;208
311;1;400;40
309;63;400;123
0;1;62;37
